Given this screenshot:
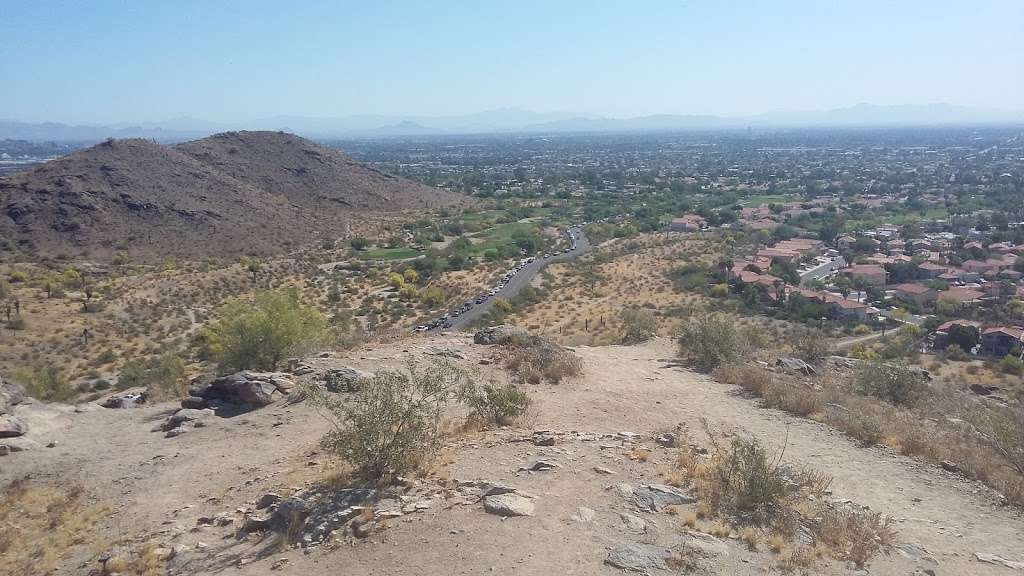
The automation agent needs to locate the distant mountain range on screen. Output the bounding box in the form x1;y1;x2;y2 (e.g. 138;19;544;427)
3;104;1022;142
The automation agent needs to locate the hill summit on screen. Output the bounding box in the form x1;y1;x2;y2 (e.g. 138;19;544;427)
0;131;468;261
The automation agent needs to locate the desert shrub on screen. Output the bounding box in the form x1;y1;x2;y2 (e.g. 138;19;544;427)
851;361;928;407
945;344;968;361
501;335;583;384
763;381;823;417
852;324;871;336
712;363;774;396
493;298;512;313
421;286;445;308
207;290;326;371
0;481;110;575
789;328;829;364
5;316;26;331
817;508;897;567
459;382;532;426
1000;355;1023;375
968;404;1024;476
18;365;75;402
350;237;369;251
304;360;468;479
709;283;730;298
620;307;657;344
707;435;787;515
117;352;186;399
676;314;753;372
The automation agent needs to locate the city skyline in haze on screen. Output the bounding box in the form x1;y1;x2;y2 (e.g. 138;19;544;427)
1;0;1022;125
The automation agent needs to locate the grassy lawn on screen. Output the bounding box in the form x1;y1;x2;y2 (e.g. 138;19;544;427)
468;222;537;255
359;247;422;260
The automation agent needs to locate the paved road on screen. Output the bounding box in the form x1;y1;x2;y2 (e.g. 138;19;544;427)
437;228;591;332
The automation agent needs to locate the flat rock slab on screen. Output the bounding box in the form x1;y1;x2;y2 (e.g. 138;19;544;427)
631;484;697;512
0;415;27;437
483;493;535;517
605;543;671;572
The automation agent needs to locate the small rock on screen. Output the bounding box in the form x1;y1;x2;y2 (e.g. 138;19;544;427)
605;543;671;572
164;428;188;438
532;435;556;446
519;460;560;472
940;460;960;474
656;433;678;447
569;507;596;523
593;466;616;475
483;493;535;517
631;484;697;512
975;552;1024;570
256;492;282;510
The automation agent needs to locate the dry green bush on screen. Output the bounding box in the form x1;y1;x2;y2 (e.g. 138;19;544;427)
852;361;928;407
789;328;830;364
818;508;897;567
117;351;186;399
304;359;469;480
620;307;657;344
459;382;532;426
676;314;753;372
501;335;583;384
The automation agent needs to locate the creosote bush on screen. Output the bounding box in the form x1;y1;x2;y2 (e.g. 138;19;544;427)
304;359;470;480
117;351;187;400
500;334;583;384
852;361;928;407
676;314;753;372
459;382;532;426
620;307;657;344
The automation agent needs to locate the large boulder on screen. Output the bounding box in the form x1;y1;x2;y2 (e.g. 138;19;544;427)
321;367;374;393
0;377;26;415
0;414;28;438
191;372;294;408
473;325;529;346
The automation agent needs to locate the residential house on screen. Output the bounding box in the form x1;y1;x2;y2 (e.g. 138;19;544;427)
981;327;1024;357
917;262;948;279
931;319;981;350
893;283;937;307
669;215;707;232
842;264;887;286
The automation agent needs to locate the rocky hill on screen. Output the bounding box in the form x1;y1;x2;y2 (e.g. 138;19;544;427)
0;132;468;261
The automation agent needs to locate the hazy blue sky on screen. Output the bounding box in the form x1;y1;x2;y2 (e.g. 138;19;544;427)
2;0;1022;123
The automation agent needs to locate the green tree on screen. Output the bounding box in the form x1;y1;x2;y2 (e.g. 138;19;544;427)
208;290;327;371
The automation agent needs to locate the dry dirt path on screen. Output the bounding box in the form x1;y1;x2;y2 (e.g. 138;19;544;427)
3;336;1023;575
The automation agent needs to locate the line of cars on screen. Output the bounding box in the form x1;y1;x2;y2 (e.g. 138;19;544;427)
413;226;583;333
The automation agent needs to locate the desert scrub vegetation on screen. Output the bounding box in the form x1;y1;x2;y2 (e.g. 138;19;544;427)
710;361;1024;507
459;381;532;426
499;334;583;384
204;289;327;371
0;480;110;576
116;350;187;400
619;307;657;344
15;364;75;402
303;359;471;480
851;361;928;407
670;425;895;568
676;314;757;372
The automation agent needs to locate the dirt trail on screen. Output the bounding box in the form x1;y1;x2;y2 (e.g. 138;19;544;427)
3;336;1023;575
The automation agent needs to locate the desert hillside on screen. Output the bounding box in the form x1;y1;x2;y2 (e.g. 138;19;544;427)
0;132;468;262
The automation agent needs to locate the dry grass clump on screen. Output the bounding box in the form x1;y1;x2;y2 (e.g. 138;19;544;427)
711;362;1024;508
668;423;895;569
500;334;583;384
818;508;898;567
713;363;822;417
0;480;110;576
